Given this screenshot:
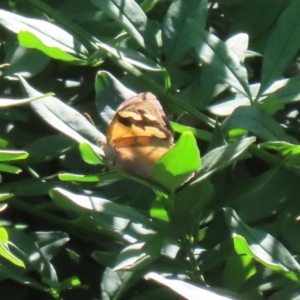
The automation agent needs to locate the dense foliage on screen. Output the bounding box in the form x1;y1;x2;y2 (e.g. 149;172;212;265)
1;0;300;299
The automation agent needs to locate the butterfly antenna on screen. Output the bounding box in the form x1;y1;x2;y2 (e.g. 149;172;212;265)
84;113;96;127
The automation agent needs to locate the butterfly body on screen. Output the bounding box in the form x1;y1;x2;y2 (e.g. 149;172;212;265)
105;93;174;180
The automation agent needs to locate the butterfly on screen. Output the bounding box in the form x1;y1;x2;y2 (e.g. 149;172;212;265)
103;92;174;181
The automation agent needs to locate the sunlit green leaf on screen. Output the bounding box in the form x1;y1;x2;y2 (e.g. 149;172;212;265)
19;31;86;64
146;272;235;300
79;142;104;165
152;131;201;192
226;208;300;281
0;150;28;161
0;164;23;174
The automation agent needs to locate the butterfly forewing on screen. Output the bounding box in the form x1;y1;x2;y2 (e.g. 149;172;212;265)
107;93;173;147
105;92;174;180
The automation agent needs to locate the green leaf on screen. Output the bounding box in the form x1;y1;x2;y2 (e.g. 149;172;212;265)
257;96;284;115
95;43;161;71
259;1;300;96
170;181;214;240
193;137;255;183
0;178;62;197
0;93;54;107
260;142;300;171
0;9;87;59
267;283;300;300
162;1;251;98
3;47;50;78
208;76;300;117
79;142;104;165
197;33;249;106
223;254;256;292
145;272;235;300
50;188;152;226
0;224;8;243
227;169;300;223
0;193;13;201
132;287;184;300
162;0;207;64
170;121;212;142
57;276;81;292
207;84;260;116
6;228;58;284
197;27;251;98
17;74;105;149
261;141;300;156
152;131;201;192
59;173;102;182
222;106;289;142
32;231;69;261
92;251;119;269
95;70;135;119
0;262;47;291
0;150;28;161
100;268;143;300
271;75;300;104
91;0;147;48
225;208;300;281
150;200;169;222
0;164;23;174
226;33;249;63
114;234;164;270
0;225;25;268
230;0;286;42
24;134;75;162
59;171;119;182
174;181;214;215
18;31;86;64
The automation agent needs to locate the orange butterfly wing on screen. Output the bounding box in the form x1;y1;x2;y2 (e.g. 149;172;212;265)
105;93;174;180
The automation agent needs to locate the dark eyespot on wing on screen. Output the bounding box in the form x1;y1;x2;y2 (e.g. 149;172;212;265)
117;114;132;127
